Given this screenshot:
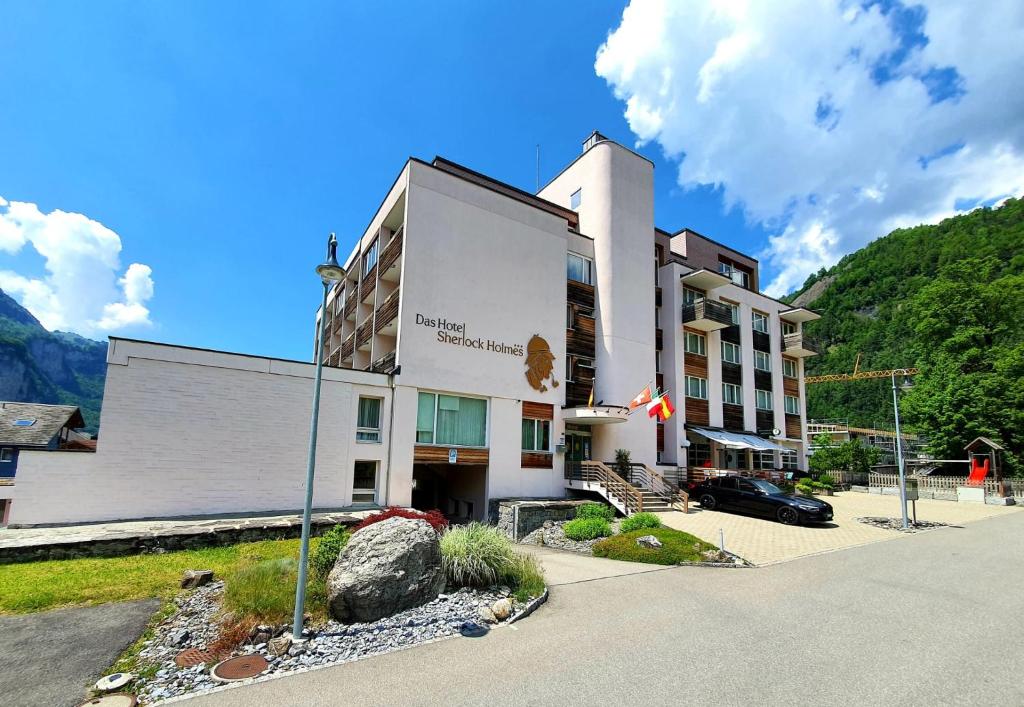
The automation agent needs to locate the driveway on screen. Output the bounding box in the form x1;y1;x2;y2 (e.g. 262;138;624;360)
657;491;1021;565
178;510;1024;706
0;598;160;707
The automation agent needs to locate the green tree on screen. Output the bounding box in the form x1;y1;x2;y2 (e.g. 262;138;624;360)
809;434;881;475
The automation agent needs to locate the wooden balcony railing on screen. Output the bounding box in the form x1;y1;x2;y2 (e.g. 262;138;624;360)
682;299;734;329
356;316;373;349
343;293;357;320
375;287;400;332
783;332;819;356
340;333;355;360
360;267;377;303
378;226;403;274
371;350;397;374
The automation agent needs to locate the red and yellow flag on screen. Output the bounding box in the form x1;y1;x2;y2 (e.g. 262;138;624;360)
646;393;675;422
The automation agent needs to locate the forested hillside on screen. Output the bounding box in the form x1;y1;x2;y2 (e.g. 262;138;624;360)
788;198;1024;475
0;289;107;433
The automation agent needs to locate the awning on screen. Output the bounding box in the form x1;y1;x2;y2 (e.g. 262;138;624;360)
561;406;629;425
688;426;792;452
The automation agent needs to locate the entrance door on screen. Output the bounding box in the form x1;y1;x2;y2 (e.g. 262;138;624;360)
566;432;592;462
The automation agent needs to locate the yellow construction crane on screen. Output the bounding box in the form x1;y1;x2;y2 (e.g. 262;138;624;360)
804;352;919;384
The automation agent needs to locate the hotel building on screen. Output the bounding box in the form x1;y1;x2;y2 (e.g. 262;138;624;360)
6;131;818;527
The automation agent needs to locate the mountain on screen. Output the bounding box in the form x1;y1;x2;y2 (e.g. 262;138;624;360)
788;197;1024;475
0;289;107;434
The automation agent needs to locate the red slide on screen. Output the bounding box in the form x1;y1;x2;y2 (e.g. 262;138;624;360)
967;457;989;486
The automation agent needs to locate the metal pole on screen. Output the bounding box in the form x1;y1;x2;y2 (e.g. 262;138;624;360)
892;371;909;529
292;279;330;639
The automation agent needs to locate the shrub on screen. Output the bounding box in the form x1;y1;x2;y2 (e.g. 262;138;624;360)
619;512;663;533
563;517;613;541
614;448;632;478
439;523;515;587
353;507;449;535
817;474;835;489
224;558;298;623
501;552;546;603
593;528;716;565
575;502;616;521
310;525;351;581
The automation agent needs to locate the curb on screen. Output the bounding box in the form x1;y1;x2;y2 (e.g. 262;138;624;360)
508;588;549;624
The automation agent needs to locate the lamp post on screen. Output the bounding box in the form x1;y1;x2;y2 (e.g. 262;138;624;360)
891;369;914;530
292;233;346;640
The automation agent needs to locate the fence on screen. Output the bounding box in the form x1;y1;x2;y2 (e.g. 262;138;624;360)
869;473;1024;500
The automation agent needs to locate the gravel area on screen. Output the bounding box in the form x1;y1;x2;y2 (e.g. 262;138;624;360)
519;520;614;554
856;516;950;533
132;583;522;704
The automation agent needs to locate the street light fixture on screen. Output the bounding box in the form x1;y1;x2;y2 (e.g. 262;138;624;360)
891;368;914;530
292;233;346;640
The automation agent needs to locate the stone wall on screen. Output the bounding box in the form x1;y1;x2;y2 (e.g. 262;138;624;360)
490;498;591;541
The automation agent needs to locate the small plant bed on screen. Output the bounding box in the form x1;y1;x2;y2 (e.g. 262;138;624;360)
856;517;950;533
592;528;728;566
520;519;614;554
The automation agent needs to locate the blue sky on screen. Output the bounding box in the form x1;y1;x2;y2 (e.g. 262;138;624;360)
2;1;1022;360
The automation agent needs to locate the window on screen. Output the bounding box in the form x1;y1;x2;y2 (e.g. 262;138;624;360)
416;392;487;447
781;450;798;470
684;331;706;356
685;375;708;400
570;188;582;210
356;397;382;442
566;304;574;330
362;239;378;274
782;321;797;336
785;395;800;415
756;389;773;411
352;461;378;504
722;383;742;405
722;341;741;365
567;252;593;285
655;350;662;373
752;311;769;334
683;287;703;305
783;358;798;378
718;261;750;288
12;419;35;427
756;451;776;470
754;350;772;372
0;448;12;462
722;300;740;324
522;419;551;452
690;440;711;467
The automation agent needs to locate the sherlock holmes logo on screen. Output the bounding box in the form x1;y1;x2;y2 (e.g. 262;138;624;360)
416;314;559;392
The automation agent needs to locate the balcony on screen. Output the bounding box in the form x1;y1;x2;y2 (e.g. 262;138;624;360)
343;292;357;321
682;299;732;332
340;333;355;361
375;287;400;336
783;332;818;357
356;316;373;351
379;226;403;283
371;350;397;374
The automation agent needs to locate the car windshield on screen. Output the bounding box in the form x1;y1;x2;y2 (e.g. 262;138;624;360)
751;479;783;495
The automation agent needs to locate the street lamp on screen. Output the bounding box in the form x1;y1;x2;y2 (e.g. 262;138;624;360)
891;369;914;530
292;233;346;640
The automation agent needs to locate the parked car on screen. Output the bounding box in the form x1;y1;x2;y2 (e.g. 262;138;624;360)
690;476;833;525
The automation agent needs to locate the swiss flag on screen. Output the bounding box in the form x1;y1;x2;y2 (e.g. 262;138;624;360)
629;386;653;410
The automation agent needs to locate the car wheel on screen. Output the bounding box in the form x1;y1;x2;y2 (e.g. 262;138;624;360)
777;506;799;525
699;494;717;510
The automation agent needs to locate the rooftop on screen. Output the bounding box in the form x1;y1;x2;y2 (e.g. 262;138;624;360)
0;402;85;447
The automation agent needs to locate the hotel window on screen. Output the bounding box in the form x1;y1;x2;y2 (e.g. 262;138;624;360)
683;287;703;305
752;310;769;334
567;252;593;285
684;331;706;356
722;300;740;325
565;355;575;382
685;375;708;400
756;389;773;411
718;260;750;289
783;358;798;379
352;461;378;504
522;419;551;452
570;188;582;210
722;382;742;405
756;451;776;470
782;320;798;336
415;392;487;447
566;304;574;330
690;440;711;467
356;397;382;442
362;239;378;274
754;350;772;372
655;350;662;373
785;395;800;415
722;341;741;365
0;448;12;463
781;450;798;470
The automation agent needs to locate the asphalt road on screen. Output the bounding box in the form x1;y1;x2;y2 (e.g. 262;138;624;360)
183;511;1024;707
0;598;160;707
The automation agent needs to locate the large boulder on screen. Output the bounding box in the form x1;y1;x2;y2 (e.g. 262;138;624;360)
327;517;445;623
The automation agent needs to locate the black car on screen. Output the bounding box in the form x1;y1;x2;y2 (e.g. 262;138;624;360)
690;476;833;525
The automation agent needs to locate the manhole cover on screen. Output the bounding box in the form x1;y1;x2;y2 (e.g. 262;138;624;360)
175;648;228;667
76;695;137;707
95;673;134;691
211;654;269;682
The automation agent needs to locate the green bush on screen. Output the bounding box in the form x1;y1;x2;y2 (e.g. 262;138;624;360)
817;474;835;489
593;528;716;565
310;525;351;581
440;523;515;587
224;558;298;622
563;517;613;541
575;502;616;521
619;512;663;533
501;552;546;602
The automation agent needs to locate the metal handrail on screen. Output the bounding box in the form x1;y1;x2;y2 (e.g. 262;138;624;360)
613;463;689;513
566;460;644;515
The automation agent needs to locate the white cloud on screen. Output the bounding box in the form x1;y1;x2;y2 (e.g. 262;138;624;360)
0;198;155;335
596;0;1024;295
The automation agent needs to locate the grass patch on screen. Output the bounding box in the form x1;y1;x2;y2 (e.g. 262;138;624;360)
619;512;663;533
0;537;320;615
592;528;716;565
575;502;616;521
440;522;515;587
503;552;545;603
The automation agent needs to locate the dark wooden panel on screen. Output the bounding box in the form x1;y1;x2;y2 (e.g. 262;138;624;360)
684;355;708;378
567;280;595;309
523;401;553;420
752;331;771;352
414;446;489;465
655;287;662;308
656;373;664;394
375;288;400;332
655;328;663;351
755;410;774;433
785;414;801;439
566;312;595;358
566;382;590;408
721;324;741;345
657;423;665;452
521;452;553;469
722;362;742;385
722;403;744;430
783;375;799;395
754;370;773;391
686;398;709;425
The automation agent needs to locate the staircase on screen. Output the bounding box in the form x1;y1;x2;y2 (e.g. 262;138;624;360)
564;460;688;516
